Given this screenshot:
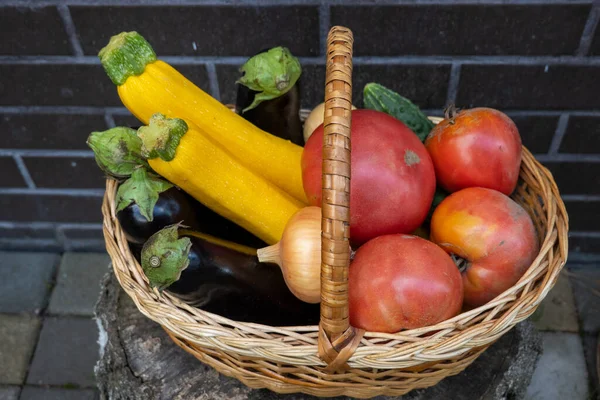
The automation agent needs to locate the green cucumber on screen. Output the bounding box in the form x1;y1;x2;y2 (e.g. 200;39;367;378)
363;82;434;142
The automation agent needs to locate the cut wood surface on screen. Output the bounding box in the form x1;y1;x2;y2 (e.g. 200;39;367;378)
94;271;542;400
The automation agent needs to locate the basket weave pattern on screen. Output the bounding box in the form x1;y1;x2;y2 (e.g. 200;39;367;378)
102;26;569;398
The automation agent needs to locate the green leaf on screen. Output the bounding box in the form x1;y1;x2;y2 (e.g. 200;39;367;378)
141;224;192;290
237;47;301;112
86;127;148;178
115;168;173;221
137;113;188;161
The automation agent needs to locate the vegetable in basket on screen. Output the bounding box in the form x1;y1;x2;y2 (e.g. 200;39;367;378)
115;168;266;248
135;113;302;245
257;206;323;304
141;224;320;326
424;106;522;196
88;128;266;248
98;31;308;204
363;83;434;142
235;47;304;146
349;234;463;333
430;187;539;308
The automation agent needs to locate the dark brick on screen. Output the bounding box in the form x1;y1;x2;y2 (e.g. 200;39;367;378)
112;113;142;129
0;64;120;106
218;64;325;110
331;5;589;56
71;6;319;57
569;235;600;255
0;226;56;240
560;116;600;154
353;65;450;109
0;195;41;222
61;227;102;241
219;63;447;113
39;195;103;223
563;200;600;231
24;157;105;189
0;157;27;187
457;65;600;110
591;21;600;56
506;115;558;154
20;387;98;400
0;113;107;150
0;6;71;55
543;162;600;195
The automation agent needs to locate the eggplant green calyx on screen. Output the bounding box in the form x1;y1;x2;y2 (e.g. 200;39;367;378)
137;113;188;161
115;167;173;221
141;224;192;291
98;31;157;86
86;127;148;178
237;46;301;112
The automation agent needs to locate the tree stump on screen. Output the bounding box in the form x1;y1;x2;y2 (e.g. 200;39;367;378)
94;271;542;400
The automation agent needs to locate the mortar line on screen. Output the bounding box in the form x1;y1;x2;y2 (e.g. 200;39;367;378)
0;106;127;115
104;112;116;128
561;194;600;201
205;63;221;101
319;4;330;56
12;155;37;189
1;0;593;5
0;149;95;157
569;231;600;237
576;3;600;56
548;114;570;154
56;4;84;57
0;188;105;196
0;221;102;229
535;153;600;162
4;55;600;66
446;63;461;105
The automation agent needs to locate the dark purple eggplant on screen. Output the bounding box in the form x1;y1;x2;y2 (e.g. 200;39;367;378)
141;224;320;326
115;169;265;248
235;47;304;146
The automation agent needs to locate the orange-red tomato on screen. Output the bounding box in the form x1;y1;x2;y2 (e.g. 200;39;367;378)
349;234;463;333
430;187;539;308
425;108;522;196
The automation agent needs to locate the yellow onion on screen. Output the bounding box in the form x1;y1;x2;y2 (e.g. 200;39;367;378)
257;206;322;303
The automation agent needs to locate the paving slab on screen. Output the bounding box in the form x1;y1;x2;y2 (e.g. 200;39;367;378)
19;386;98;400
531;270;579;332
582;333;599;400
0;252;59;313
568;266;600;333
525;332;588;400
48;252;110;316
0;386;19;400
0;314;41;385
26;317;99;387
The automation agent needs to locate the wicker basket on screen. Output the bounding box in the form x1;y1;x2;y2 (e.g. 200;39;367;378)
102;26;569;398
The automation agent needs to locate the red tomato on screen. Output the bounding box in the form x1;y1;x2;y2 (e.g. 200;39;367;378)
302;109;436;246
425;108;522;196
430;187;539;308
349;234;463;333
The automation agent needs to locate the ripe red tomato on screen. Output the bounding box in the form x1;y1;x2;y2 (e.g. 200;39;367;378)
302;109;436;246
349;234;463;333
430;187;539;308
425;108;522;196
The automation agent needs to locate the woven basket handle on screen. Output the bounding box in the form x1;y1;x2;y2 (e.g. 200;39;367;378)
318;26;363;372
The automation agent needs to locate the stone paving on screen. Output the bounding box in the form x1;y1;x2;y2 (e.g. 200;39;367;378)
0;250;597;400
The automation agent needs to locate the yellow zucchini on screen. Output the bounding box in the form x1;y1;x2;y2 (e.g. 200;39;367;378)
99;32;308;205
137;113;303;245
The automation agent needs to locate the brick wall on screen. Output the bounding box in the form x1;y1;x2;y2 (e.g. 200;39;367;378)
1;0;599;256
